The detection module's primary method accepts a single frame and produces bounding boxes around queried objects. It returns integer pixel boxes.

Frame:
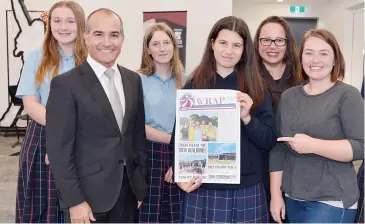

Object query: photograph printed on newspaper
[174,89,241,184]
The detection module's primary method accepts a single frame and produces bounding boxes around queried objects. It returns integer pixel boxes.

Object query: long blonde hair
[138,23,184,89]
[35,1,87,85]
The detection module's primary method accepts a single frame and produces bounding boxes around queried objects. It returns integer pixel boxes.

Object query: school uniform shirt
[139,72,187,134]
[16,48,75,105]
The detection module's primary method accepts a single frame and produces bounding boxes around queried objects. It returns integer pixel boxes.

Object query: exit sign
[290,5,305,14]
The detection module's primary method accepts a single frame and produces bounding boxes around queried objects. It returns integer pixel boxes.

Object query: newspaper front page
[174,89,241,184]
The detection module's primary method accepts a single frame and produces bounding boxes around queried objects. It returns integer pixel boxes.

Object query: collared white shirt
[87,55,125,116]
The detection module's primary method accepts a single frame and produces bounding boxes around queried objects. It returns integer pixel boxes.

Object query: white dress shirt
[87,55,125,116]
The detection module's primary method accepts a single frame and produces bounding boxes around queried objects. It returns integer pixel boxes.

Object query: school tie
[104,68,123,132]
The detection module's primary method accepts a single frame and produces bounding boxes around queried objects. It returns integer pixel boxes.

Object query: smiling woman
[253,16,302,223]
[254,16,302,112]
[14,1,87,223]
[270,29,364,223]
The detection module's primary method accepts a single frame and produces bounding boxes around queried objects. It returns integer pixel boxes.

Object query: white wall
[321,0,364,89]
[0,0,232,124]
[232,0,325,38]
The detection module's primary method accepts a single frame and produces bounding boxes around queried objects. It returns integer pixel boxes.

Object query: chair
[1,85,27,149]
[8,114,30,156]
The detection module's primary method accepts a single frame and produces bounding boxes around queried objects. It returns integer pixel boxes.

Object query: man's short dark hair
[85,8,124,36]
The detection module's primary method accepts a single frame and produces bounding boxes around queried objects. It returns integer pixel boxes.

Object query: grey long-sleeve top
[270,81,364,208]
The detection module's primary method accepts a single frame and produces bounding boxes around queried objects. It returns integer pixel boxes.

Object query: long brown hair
[35,1,87,85]
[138,23,184,89]
[254,16,302,86]
[299,29,345,82]
[191,16,264,109]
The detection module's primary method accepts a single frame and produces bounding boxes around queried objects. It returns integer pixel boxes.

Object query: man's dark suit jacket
[46,60,148,213]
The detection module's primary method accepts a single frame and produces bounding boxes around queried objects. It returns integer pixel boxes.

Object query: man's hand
[138,201,142,209]
[69,201,96,223]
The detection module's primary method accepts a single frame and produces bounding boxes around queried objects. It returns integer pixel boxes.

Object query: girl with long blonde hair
[137,23,185,223]
[15,1,87,222]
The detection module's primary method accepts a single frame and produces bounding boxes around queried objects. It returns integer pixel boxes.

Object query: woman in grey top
[270,28,364,223]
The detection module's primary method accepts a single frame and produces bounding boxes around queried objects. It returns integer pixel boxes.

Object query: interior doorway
[283,18,318,48]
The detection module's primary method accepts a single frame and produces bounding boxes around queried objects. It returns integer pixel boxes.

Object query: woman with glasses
[254,16,302,113]
[253,16,302,222]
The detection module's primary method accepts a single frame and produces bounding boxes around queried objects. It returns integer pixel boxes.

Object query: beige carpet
[0,136,22,222]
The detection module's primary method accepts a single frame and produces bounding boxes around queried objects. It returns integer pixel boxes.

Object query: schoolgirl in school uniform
[173,16,277,223]
[14,1,87,222]
[137,23,185,223]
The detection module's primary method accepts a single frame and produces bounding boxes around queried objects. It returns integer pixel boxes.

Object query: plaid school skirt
[181,182,268,223]
[138,140,183,223]
[356,161,364,223]
[15,121,64,223]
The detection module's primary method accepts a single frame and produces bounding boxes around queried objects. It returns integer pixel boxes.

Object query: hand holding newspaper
[174,89,241,184]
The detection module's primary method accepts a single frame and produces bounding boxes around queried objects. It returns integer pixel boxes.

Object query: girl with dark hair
[172,16,277,223]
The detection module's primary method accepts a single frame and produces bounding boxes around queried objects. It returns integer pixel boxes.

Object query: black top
[261,66,292,113]
[171,72,277,189]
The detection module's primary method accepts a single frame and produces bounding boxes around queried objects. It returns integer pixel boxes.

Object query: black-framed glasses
[259,38,287,46]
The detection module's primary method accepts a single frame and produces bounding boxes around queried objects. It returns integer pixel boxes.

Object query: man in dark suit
[46,8,147,223]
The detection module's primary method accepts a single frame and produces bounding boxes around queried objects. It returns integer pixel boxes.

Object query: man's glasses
[259,38,287,46]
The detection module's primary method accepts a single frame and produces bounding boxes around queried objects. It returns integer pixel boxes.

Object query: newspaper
[174,89,241,184]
